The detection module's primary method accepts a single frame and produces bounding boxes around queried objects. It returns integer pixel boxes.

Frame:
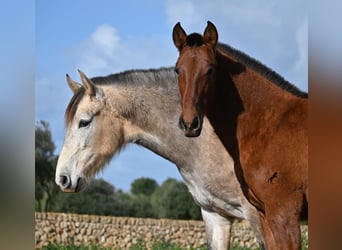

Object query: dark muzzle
[178,116,202,137]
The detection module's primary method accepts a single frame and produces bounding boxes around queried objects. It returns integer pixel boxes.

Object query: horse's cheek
[99,117,123,157]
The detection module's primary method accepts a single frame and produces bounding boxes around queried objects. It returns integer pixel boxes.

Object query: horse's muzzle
[57,174,86,193]
[178,116,202,137]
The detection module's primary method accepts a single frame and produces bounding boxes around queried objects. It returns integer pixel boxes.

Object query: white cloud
[165,0,201,29]
[293,18,308,90]
[73,24,132,76]
[165,0,280,34]
[90,24,121,51]
[72,24,176,77]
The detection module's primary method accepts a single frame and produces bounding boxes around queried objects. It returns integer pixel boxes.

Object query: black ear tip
[174,22,180,27]
[207,20,215,26]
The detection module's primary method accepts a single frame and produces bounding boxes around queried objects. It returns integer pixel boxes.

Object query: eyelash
[78,119,91,128]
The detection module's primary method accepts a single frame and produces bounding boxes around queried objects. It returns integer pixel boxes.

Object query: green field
[41,245,250,250]
[41,234,308,250]
[41,240,255,250]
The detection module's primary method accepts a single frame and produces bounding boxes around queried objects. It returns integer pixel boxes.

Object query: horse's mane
[186,33,308,98]
[91,67,177,89]
[65,87,85,126]
[216,43,308,98]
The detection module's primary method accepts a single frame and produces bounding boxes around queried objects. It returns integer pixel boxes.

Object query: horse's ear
[66,74,82,94]
[203,21,218,47]
[173,22,187,51]
[78,69,96,96]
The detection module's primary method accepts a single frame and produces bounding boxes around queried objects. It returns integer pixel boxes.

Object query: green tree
[114,190,135,217]
[35,120,60,212]
[129,194,157,218]
[129,177,158,218]
[54,178,127,216]
[131,177,158,196]
[151,178,201,220]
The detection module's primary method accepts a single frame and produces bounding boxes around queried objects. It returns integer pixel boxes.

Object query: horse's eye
[78,119,91,128]
[206,67,215,76]
[175,67,179,75]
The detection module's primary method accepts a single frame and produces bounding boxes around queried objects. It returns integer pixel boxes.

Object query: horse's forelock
[65,87,86,126]
[186,33,204,47]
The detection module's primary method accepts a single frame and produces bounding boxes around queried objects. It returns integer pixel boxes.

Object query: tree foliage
[35,120,60,212]
[54,179,132,216]
[52,177,201,220]
[151,178,201,220]
[131,177,158,196]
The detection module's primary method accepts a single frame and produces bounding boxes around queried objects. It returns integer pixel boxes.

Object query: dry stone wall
[35,212,308,249]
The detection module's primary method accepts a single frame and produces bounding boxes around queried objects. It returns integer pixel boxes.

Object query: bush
[42,242,111,250]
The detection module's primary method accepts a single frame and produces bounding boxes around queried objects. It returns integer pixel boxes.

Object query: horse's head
[55,70,124,192]
[173,21,218,137]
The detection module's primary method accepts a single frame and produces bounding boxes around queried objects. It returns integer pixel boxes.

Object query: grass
[301,233,308,250]
[41,235,308,250]
[41,242,110,250]
[129,240,208,250]
[41,241,255,250]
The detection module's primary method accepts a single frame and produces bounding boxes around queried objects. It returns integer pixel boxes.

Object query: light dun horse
[173,21,308,250]
[55,68,265,249]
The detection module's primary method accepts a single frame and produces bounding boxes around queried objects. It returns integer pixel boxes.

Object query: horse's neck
[215,51,295,114]
[104,84,200,167]
[206,51,305,161]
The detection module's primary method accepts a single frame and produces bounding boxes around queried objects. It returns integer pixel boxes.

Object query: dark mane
[91,67,177,87]
[184,32,307,98]
[65,87,85,126]
[186,33,204,47]
[216,43,307,98]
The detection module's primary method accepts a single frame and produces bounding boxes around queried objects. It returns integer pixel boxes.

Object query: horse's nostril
[75,177,82,192]
[178,116,186,130]
[59,175,71,189]
[191,116,200,130]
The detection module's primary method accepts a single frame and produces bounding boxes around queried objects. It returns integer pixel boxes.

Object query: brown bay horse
[55,68,265,249]
[172,21,308,250]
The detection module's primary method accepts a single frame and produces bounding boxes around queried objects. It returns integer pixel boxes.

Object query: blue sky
[36,0,308,192]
